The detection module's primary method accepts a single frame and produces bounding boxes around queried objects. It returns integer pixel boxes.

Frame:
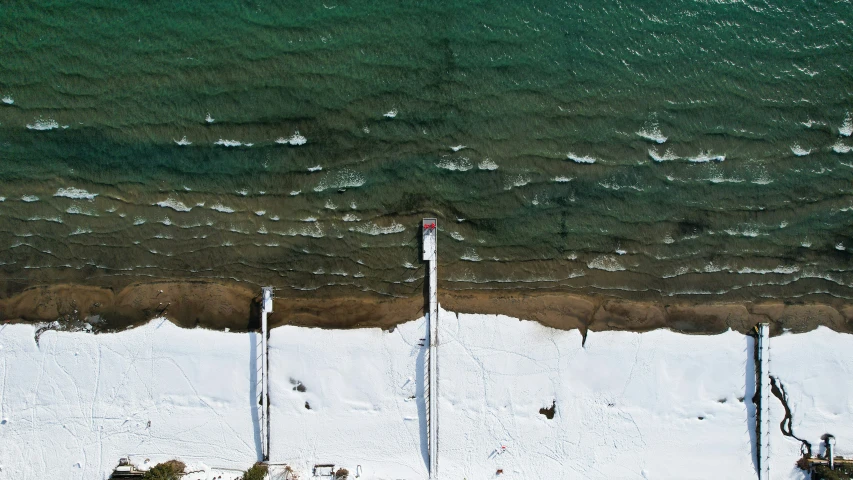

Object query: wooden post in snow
[261,287,273,461]
[423,218,438,479]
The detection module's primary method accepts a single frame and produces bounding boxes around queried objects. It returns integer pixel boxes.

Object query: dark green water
[1,0,852,300]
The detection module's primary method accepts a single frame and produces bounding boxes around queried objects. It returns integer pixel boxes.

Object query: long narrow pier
[261,287,273,461]
[756,323,770,480]
[423,218,439,479]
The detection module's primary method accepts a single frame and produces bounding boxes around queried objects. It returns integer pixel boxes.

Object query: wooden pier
[423,218,439,479]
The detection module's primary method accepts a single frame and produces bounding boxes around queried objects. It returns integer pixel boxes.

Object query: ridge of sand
[1,281,852,336]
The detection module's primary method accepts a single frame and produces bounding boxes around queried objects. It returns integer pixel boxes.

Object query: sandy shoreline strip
[2,281,852,337]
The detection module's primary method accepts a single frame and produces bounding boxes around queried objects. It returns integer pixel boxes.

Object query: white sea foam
[26,118,60,131]
[0,197,5,201]
[26,215,62,223]
[587,255,625,272]
[663,234,674,244]
[724,226,760,237]
[350,221,406,235]
[276,131,307,146]
[567,152,597,164]
[504,174,529,190]
[174,136,192,146]
[21,195,39,202]
[209,203,235,213]
[461,248,481,262]
[289,190,301,196]
[255,210,266,216]
[161,217,173,226]
[790,144,812,156]
[205,113,214,123]
[258,226,268,235]
[450,145,467,152]
[840,113,852,137]
[1,96,13,105]
[707,173,744,184]
[133,217,146,225]
[307,165,323,172]
[736,266,800,275]
[236,189,248,196]
[478,159,498,170]
[688,151,725,163]
[302,217,317,223]
[65,205,97,216]
[69,227,92,236]
[384,109,398,118]
[155,198,192,212]
[832,140,852,154]
[450,231,464,241]
[636,125,667,144]
[54,187,97,200]
[836,243,846,251]
[342,213,360,222]
[313,168,366,192]
[215,139,249,147]
[324,199,337,210]
[436,157,473,171]
[552,176,573,183]
[649,148,679,162]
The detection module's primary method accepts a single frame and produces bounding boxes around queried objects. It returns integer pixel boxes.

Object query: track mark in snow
[769,376,812,456]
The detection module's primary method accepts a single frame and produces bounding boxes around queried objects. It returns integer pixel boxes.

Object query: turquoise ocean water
[0,1,851,300]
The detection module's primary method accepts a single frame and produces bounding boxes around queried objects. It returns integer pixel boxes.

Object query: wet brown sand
[2,281,853,337]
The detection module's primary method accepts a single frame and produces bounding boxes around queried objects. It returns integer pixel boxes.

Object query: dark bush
[335,468,349,479]
[142,460,186,480]
[242,462,268,480]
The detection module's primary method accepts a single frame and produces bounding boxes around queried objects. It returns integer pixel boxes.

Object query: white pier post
[422,218,438,479]
[757,323,770,480]
[261,287,273,461]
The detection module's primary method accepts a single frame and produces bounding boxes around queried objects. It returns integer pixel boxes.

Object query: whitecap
[155,198,192,212]
[724,226,760,237]
[350,201,357,209]
[478,159,498,170]
[567,152,597,164]
[54,187,97,200]
[688,151,725,163]
[302,217,317,222]
[174,136,192,146]
[26,215,62,223]
[214,139,246,147]
[342,213,360,222]
[836,243,846,251]
[313,168,366,192]
[21,195,39,202]
[161,217,172,226]
[384,109,398,118]
[450,145,467,152]
[254,210,266,216]
[587,255,625,272]
[832,140,852,154]
[450,231,464,241]
[236,189,249,196]
[205,113,215,123]
[662,234,674,244]
[350,221,406,235]
[436,157,473,171]
[69,227,92,236]
[552,176,573,183]
[737,266,800,275]
[636,125,667,144]
[324,199,337,210]
[649,148,679,162]
[461,248,481,262]
[308,165,323,172]
[66,205,98,216]
[790,144,812,156]
[209,203,235,213]
[276,131,307,146]
[258,226,268,235]
[0,197,5,201]
[289,190,301,196]
[26,118,60,131]
[503,174,529,190]
[133,217,146,225]
[1,96,13,105]
[840,112,852,137]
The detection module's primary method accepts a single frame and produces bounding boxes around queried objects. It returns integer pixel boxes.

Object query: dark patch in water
[770,376,812,456]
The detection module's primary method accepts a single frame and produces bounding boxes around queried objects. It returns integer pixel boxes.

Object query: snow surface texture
[0,320,259,480]
[1,312,851,479]
[768,327,853,480]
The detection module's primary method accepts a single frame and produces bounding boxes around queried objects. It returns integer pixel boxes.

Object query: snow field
[1,314,853,479]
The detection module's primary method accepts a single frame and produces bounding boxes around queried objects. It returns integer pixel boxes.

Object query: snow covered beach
[1,311,851,479]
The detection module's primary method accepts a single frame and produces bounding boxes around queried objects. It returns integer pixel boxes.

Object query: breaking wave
[54,187,97,200]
